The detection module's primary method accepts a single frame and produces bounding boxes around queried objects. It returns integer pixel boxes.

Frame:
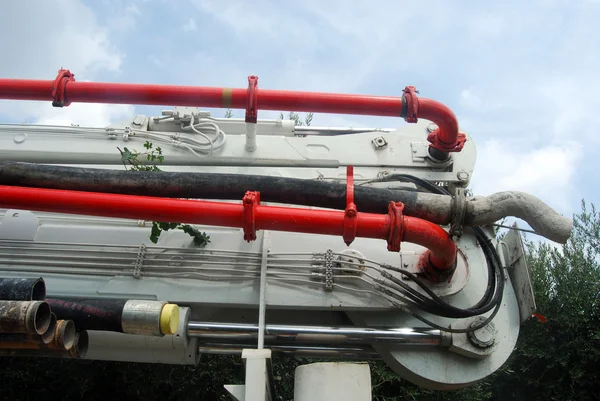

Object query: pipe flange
[450,188,467,238]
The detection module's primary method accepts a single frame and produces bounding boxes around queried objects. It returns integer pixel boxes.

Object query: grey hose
[0,162,572,243]
[464,192,572,243]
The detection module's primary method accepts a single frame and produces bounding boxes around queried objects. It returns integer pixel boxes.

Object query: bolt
[346,210,356,218]
[457,171,469,181]
[427,123,438,133]
[468,320,496,348]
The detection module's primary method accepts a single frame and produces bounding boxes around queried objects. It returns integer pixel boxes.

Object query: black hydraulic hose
[0,162,571,243]
[45,298,125,332]
[0,277,46,301]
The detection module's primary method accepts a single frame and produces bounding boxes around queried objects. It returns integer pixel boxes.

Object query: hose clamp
[450,188,467,238]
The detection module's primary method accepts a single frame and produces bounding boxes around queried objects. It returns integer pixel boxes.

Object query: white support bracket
[225,349,273,401]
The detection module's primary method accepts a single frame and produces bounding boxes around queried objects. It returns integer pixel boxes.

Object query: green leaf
[120,148,134,163]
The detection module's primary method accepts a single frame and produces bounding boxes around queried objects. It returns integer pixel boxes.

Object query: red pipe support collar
[51,69,75,107]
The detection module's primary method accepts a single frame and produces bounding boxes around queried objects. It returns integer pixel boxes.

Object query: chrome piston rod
[187,322,447,346]
[198,343,381,360]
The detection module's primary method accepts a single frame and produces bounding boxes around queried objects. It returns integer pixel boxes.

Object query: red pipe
[0,70,464,152]
[0,185,456,270]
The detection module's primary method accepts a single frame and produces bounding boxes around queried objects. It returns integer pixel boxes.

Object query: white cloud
[34,103,136,127]
[471,139,582,211]
[0,0,127,126]
[183,18,197,32]
[0,0,122,79]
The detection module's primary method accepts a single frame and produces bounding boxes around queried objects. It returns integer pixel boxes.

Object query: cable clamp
[324,249,334,291]
[133,243,146,279]
[123,127,131,141]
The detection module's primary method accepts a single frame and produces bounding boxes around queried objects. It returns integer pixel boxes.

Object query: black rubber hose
[0,278,46,301]
[45,298,126,332]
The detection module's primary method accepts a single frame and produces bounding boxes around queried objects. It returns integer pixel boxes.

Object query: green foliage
[118,141,164,171]
[491,200,600,401]
[119,141,210,246]
[279,111,313,126]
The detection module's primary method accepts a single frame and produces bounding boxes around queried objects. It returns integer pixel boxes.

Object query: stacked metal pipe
[0,277,180,361]
[0,277,86,358]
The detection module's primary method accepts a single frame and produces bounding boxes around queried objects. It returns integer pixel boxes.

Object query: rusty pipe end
[53,319,76,351]
[40,313,57,345]
[25,301,51,335]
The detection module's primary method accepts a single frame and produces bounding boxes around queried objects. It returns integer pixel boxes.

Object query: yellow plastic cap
[160,304,180,335]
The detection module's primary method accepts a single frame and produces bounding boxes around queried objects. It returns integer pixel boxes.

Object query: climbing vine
[117,141,210,246]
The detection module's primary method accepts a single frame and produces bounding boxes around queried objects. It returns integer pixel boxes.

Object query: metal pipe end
[71,330,89,359]
[26,301,51,335]
[40,313,57,345]
[30,278,46,301]
[121,300,169,336]
[54,319,76,351]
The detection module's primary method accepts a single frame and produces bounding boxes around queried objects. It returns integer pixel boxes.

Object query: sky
[0,0,598,225]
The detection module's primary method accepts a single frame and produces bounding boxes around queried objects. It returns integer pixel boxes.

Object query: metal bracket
[243,191,260,242]
[371,136,388,150]
[410,142,454,167]
[450,188,467,238]
[343,166,357,246]
[448,317,497,360]
[324,249,334,291]
[52,69,75,107]
[386,201,405,252]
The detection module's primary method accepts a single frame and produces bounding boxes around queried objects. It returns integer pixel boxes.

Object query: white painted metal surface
[294,362,372,401]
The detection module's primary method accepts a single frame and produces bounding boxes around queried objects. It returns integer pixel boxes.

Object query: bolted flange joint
[419,250,457,283]
[427,130,467,153]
